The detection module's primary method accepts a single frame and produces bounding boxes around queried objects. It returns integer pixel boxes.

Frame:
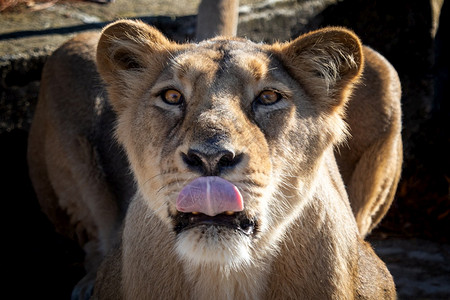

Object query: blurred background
[1,0,448,298]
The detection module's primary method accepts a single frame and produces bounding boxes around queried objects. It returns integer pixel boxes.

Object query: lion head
[96,20,363,268]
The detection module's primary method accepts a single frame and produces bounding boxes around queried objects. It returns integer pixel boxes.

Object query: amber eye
[161,89,184,105]
[256,90,282,105]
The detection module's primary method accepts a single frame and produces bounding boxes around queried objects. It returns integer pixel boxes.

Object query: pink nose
[176,176,244,216]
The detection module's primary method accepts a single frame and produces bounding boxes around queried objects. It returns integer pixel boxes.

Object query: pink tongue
[176,176,243,216]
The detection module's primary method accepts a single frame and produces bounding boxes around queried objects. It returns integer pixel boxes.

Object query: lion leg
[28,92,71,235]
[52,139,119,298]
[336,46,402,237]
[28,35,120,299]
[345,133,402,236]
[44,129,119,299]
[30,117,118,298]
[364,138,402,233]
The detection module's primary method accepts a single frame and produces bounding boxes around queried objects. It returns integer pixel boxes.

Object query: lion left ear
[274,27,364,109]
[96,20,182,112]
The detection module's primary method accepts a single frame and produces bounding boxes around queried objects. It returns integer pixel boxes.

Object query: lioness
[28,18,401,300]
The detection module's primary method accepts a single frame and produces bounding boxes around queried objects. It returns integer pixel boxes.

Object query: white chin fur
[175,226,252,268]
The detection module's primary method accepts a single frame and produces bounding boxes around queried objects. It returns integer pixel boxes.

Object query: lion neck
[181,261,268,300]
[123,194,272,300]
[123,150,357,299]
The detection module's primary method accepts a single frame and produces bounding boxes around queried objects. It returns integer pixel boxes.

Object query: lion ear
[276,27,364,109]
[96,20,178,112]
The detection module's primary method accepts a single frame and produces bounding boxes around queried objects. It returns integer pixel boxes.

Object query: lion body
[28,17,400,299]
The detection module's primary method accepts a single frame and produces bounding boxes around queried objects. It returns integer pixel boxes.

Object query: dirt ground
[370,238,450,298]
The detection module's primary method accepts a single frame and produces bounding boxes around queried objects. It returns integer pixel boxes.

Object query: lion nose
[182,148,242,176]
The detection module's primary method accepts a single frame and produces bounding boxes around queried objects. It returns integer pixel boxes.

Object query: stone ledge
[1,0,330,133]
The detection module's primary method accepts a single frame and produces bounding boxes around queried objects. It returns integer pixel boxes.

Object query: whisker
[140,171,198,216]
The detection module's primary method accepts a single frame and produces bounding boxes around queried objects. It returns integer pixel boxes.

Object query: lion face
[97,21,363,267]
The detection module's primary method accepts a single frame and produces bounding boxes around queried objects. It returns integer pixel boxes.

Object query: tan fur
[28,18,400,298]
[195,0,402,239]
[338,46,402,235]
[27,32,123,298]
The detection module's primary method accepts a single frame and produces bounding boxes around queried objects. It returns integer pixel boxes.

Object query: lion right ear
[273,27,364,111]
[97,20,179,112]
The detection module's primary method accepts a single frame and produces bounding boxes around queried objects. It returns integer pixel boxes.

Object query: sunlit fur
[28,17,400,299]
[97,20,395,298]
[175,227,253,267]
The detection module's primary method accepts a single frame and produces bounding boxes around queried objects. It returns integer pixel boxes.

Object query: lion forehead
[171,39,273,85]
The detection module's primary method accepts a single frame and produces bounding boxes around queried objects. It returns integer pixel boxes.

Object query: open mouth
[173,211,257,236]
